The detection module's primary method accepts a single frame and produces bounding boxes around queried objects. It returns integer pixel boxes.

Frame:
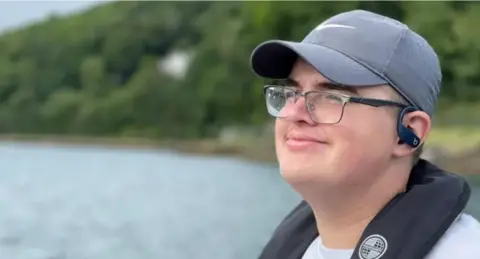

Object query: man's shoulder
[426,212,480,259]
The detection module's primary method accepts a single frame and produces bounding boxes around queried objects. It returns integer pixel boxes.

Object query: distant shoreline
[0,133,278,164]
[0,133,479,176]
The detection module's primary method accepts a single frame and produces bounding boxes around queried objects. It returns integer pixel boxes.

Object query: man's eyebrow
[273,78,298,86]
[279,78,358,94]
[320,82,358,95]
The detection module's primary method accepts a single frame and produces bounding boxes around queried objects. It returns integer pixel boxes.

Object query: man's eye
[311,94,343,105]
[324,94,343,104]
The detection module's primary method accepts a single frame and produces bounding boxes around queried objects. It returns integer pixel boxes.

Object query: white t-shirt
[302,213,480,259]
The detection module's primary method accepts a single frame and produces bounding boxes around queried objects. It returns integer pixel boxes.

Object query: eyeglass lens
[264,86,346,124]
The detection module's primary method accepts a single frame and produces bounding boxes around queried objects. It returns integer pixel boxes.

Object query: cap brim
[250,40,387,87]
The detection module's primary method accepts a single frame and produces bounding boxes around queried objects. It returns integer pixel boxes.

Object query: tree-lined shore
[0,1,479,173]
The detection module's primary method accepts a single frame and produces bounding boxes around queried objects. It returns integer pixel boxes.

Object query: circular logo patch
[358,234,388,259]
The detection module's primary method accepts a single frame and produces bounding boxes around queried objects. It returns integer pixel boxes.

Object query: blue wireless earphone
[397,106,421,148]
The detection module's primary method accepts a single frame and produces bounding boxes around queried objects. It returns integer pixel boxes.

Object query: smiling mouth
[285,137,327,151]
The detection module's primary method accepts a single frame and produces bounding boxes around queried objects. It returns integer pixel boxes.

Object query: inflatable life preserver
[257,159,471,259]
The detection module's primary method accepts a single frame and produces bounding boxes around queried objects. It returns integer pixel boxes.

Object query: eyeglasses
[263,85,408,124]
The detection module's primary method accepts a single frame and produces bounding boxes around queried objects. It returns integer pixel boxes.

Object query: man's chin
[279,167,347,196]
[280,169,314,184]
[279,162,326,183]
[278,154,342,183]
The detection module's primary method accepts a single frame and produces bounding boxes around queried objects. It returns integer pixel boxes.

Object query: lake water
[0,141,478,259]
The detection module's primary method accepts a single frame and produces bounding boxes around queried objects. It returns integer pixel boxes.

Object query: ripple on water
[0,142,477,259]
[0,142,301,259]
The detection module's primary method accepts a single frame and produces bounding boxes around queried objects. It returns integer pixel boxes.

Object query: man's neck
[296,166,409,250]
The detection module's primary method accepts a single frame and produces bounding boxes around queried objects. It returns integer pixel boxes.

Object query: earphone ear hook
[397,106,421,148]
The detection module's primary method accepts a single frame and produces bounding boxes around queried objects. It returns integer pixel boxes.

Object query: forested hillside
[0,1,478,140]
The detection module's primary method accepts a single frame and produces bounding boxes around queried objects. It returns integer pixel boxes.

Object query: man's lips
[285,133,327,151]
[286,132,325,142]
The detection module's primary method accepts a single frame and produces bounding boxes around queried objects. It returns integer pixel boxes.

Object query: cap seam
[307,42,387,83]
[311,41,420,110]
[381,27,406,74]
[380,28,418,108]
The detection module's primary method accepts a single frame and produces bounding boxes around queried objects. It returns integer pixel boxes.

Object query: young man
[250,9,480,259]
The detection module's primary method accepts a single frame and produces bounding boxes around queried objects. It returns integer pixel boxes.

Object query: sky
[0,1,108,34]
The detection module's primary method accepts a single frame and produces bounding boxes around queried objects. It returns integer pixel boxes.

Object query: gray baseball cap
[250,9,442,116]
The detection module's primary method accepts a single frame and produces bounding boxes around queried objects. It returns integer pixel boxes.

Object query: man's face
[275,59,401,188]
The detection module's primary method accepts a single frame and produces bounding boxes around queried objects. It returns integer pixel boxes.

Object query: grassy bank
[0,125,478,157]
[0,133,277,163]
[0,124,478,173]
[427,126,480,153]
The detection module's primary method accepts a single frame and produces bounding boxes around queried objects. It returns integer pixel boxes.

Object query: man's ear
[393,110,431,158]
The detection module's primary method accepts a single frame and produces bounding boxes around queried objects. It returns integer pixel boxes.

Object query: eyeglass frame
[263,84,410,124]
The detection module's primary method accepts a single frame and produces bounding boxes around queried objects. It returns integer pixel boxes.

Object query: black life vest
[257,159,471,259]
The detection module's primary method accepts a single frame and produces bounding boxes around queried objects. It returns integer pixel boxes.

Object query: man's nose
[280,96,315,124]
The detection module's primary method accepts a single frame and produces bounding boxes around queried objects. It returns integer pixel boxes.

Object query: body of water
[0,141,478,259]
